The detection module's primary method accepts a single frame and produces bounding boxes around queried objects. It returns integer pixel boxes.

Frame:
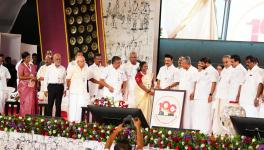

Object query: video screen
[160,0,264,42]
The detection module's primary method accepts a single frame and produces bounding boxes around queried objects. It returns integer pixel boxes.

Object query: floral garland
[93,97,128,108]
[0,115,263,149]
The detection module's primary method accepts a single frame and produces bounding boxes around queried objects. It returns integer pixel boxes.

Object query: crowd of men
[1,50,264,135]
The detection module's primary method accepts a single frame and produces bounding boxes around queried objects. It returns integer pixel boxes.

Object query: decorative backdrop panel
[64,0,100,65]
[102,0,156,68]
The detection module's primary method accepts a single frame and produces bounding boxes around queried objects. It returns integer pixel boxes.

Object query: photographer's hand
[104,123,124,149]
[132,118,144,150]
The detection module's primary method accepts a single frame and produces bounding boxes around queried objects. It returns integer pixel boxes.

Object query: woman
[18,52,37,116]
[134,61,154,124]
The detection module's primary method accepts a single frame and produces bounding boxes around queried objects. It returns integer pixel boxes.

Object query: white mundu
[88,63,104,98]
[0,65,11,112]
[66,65,91,123]
[101,65,127,101]
[37,65,48,100]
[228,64,247,101]
[213,66,233,134]
[178,66,198,129]
[157,65,179,89]
[192,65,218,134]
[122,61,139,107]
[240,65,263,118]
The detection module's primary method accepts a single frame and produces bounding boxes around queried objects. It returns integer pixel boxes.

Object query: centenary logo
[154,96,179,125]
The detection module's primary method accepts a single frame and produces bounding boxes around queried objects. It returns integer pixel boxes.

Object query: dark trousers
[45,84,64,117]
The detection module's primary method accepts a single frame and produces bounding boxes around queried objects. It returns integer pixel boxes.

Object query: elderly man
[67,50,85,73]
[156,54,179,90]
[192,57,218,134]
[67,56,100,122]
[0,54,11,113]
[122,51,139,107]
[88,54,104,99]
[100,56,127,102]
[44,53,66,117]
[37,55,52,101]
[212,55,233,134]
[178,56,197,129]
[239,56,263,118]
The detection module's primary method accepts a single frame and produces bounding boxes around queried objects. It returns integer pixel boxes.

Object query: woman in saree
[18,52,37,116]
[134,61,154,124]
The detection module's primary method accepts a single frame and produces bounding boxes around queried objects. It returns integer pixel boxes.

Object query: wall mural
[102,0,156,68]
[64,0,100,65]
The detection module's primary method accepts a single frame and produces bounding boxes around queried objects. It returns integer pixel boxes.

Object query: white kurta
[157,65,179,89]
[37,65,48,100]
[88,63,104,99]
[259,67,264,118]
[228,64,247,101]
[193,65,218,134]
[0,65,11,112]
[101,65,127,101]
[178,66,197,129]
[240,65,263,118]
[121,61,139,108]
[66,65,91,123]
[213,66,233,134]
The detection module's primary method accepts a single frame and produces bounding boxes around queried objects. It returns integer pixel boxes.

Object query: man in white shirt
[66,56,100,122]
[100,56,127,102]
[192,57,218,134]
[122,51,139,108]
[37,55,52,101]
[239,56,263,118]
[212,55,233,134]
[156,54,179,89]
[44,53,66,117]
[88,54,104,99]
[178,56,197,129]
[0,54,11,113]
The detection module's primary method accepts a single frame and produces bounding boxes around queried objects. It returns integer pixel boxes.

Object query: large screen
[160,0,264,42]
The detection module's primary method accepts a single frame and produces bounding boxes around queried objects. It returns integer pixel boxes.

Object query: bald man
[66,56,100,122]
[44,53,66,117]
[121,51,139,107]
[37,55,52,101]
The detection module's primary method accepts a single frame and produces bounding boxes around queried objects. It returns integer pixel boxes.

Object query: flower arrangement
[93,97,128,108]
[0,115,263,149]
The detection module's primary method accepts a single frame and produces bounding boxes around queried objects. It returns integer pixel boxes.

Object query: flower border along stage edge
[0,115,263,149]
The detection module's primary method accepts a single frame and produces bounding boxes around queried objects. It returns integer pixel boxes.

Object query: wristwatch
[209,93,213,96]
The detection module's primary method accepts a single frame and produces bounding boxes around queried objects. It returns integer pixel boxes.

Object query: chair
[4,87,20,115]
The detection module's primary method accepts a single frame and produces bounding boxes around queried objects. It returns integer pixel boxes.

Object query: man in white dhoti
[122,51,139,108]
[192,57,218,134]
[37,55,52,101]
[156,54,179,89]
[100,56,127,102]
[212,55,233,134]
[88,54,104,99]
[178,56,197,129]
[239,56,263,118]
[229,55,247,103]
[66,56,100,122]
[0,54,11,113]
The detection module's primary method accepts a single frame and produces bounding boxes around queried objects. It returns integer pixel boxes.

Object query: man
[37,55,52,101]
[178,56,197,129]
[44,53,66,117]
[100,56,127,102]
[156,54,179,89]
[122,51,139,107]
[39,50,53,66]
[177,56,184,69]
[32,53,39,66]
[67,50,85,73]
[239,56,263,118]
[88,54,104,99]
[66,56,100,122]
[3,57,17,88]
[229,55,247,103]
[192,57,218,134]
[0,54,11,113]
[212,55,233,134]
